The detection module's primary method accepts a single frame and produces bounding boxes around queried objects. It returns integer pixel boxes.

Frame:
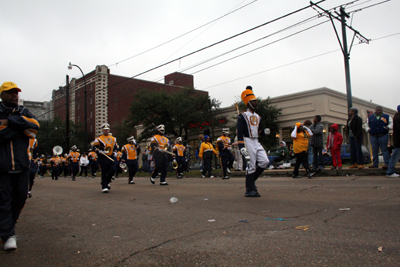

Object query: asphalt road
[2,174,399,267]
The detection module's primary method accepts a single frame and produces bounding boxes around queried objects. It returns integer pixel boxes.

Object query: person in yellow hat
[237,86,270,197]
[0,81,40,251]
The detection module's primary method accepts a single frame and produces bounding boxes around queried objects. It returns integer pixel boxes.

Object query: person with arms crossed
[0,81,40,251]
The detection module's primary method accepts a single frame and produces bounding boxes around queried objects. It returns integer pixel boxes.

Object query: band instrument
[53,146,63,156]
[120,162,128,172]
[90,142,114,162]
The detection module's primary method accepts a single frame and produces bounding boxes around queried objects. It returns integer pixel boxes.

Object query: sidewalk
[217,166,399,178]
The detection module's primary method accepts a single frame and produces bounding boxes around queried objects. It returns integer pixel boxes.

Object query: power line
[106,0,258,68]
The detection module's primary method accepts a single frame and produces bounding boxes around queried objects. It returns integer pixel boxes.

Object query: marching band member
[217,129,235,179]
[92,123,118,193]
[237,86,270,197]
[62,153,70,178]
[38,154,47,177]
[88,149,98,178]
[68,145,80,181]
[121,136,141,184]
[172,137,186,179]
[150,124,171,185]
[199,135,218,178]
[50,153,61,180]
[28,138,39,198]
[115,150,123,178]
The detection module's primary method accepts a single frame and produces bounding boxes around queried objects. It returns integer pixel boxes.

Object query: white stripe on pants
[245,137,269,174]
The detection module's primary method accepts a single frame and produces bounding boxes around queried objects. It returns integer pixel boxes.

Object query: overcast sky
[1,0,399,112]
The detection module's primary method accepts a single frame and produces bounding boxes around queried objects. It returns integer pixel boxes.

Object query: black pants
[90,162,98,177]
[39,165,47,176]
[63,165,70,177]
[151,151,169,183]
[201,157,213,177]
[293,151,312,176]
[0,170,29,241]
[29,171,35,191]
[79,166,88,177]
[220,152,234,177]
[70,163,79,178]
[127,160,138,182]
[98,157,116,189]
[312,147,324,168]
[51,167,60,180]
[176,156,185,175]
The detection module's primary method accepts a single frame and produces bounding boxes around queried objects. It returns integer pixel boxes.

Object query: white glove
[264,128,270,135]
[113,152,117,157]
[240,147,250,161]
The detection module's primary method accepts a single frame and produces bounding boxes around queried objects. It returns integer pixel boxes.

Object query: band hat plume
[0,81,22,94]
[241,88,257,106]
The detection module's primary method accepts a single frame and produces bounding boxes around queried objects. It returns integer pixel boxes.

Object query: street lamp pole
[68,62,88,152]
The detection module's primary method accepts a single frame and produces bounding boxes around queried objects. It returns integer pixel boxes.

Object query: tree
[125,88,220,142]
[230,97,281,150]
[36,118,85,156]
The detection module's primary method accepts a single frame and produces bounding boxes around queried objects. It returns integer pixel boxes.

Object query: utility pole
[66,75,70,150]
[311,2,370,112]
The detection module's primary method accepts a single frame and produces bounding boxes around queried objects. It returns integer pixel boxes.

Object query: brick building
[51,65,203,140]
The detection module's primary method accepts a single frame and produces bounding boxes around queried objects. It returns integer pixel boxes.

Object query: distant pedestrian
[347,107,364,169]
[326,124,343,170]
[364,106,393,169]
[304,119,313,167]
[291,122,315,178]
[386,105,400,177]
[79,152,89,177]
[199,135,218,178]
[309,115,324,170]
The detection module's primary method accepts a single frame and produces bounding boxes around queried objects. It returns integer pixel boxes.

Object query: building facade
[19,99,51,121]
[51,65,202,140]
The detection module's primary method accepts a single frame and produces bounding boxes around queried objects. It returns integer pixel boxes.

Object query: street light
[68,62,88,151]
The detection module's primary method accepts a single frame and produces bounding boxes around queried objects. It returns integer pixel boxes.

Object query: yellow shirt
[292,131,310,154]
[199,142,218,158]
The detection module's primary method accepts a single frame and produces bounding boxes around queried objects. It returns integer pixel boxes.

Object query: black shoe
[72,178,76,181]
[129,181,135,184]
[222,176,230,179]
[292,175,302,179]
[160,181,168,185]
[308,172,315,179]
[245,190,261,197]
[150,177,155,184]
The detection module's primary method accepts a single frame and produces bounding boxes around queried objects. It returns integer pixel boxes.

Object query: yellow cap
[241,88,256,106]
[0,82,21,94]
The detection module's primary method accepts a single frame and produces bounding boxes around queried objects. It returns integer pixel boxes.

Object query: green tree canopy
[230,97,281,150]
[125,88,220,142]
[36,117,85,156]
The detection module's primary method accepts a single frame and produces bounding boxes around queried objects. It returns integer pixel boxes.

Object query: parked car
[325,144,371,166]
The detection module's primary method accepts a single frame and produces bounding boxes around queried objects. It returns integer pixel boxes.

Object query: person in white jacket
[79,152,89,178]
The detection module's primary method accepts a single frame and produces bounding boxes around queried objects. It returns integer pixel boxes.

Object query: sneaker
[210,176,215,179]
[4,236,17,251]
[292,175,302,179]
[308,172,315,179]
[349,164,358,169]
[107,184,111,190]
[222,176,230,179]
[245,190,261,197]
[177,175,183,179]
[129,181,135,184]
[160,181,168,185]
[382,165,388,170]
[72,178,76,181]
[150,177,155,184]
[102,188,109,193]
[386,173,399,178]
[227,168,231,174]
[28,191,32,198]
[331,167,337,170]
[201,174,205,178]
[368,165,378,168]
[358,165,365,169]
[268,165,274,170]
